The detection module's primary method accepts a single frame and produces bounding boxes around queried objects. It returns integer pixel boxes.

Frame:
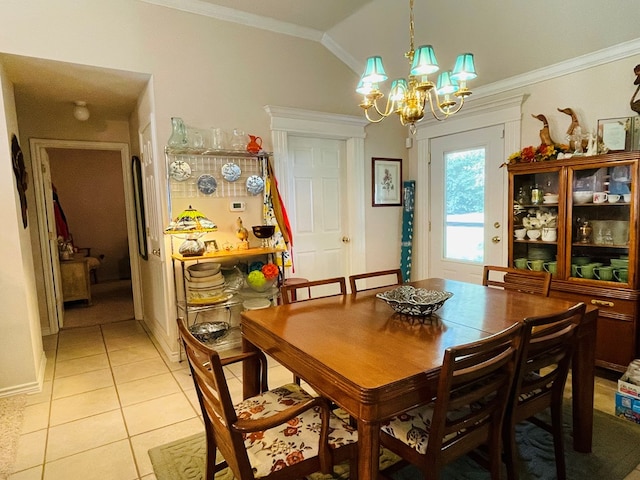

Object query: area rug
[149,406,640,480]
[0,395,27,480]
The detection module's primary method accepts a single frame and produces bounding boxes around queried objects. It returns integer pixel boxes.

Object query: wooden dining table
[240,278,598,480]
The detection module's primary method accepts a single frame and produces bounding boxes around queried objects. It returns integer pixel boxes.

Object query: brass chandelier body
[357,0,477,131]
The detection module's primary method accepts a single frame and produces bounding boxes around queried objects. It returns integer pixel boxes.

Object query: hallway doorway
[30,139,141,334]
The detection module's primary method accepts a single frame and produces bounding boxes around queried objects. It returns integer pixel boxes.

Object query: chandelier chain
[406,0,415,61]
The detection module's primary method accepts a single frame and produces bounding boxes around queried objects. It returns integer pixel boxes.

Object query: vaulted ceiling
[2,0,639,118]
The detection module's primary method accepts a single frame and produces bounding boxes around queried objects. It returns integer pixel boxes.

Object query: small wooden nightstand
[59,258,92,305]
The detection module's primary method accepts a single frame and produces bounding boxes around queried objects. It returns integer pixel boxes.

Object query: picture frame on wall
[372,157,402,207]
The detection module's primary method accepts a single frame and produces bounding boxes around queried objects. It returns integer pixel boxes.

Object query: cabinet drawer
[550,290,636,320]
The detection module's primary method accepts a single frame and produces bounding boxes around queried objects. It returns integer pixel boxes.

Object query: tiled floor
[8,319,294,480]
[7,319,640,479]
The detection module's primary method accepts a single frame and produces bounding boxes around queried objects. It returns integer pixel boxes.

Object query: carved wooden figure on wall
[631,64,640,115]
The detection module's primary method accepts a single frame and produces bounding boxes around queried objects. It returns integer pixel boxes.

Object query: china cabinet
[508,152,639,371]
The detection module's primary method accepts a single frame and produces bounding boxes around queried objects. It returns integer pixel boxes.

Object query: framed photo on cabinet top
[372,157,402,207]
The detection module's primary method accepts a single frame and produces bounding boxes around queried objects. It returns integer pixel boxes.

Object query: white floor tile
[122,392,197,436]
[46,410,127,461]
[42,440,138,480]
[51,368,113,399]
[112,357,172,385]
[21,402,50,434]
[49,386,120,426]
[12,429,47,473]
[117,373,181,406]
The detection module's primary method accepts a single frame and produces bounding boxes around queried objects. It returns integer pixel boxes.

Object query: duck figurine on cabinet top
[236,217,249,249]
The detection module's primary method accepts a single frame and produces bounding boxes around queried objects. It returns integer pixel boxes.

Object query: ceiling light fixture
[73,101,90,121]
[356,0,477,133]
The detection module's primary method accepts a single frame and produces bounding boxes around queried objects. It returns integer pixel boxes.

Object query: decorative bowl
[573,191,593,204]
[252,225,275,239]
[187,262,221,277]
[526,229,541,240]
[188,321,229,343]
[376,286,453,317]
[246,270,278,292]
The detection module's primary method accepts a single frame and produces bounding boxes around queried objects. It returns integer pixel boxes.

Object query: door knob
[341,236,351,243]
[491,236,501,244]
[494,222,501,229]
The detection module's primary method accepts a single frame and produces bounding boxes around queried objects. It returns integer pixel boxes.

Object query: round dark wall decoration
[11,134,28,228]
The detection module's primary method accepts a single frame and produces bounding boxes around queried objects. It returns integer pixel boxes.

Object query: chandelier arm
[371,97,397,119]
[424,91,466,121]
[364,109,387,124]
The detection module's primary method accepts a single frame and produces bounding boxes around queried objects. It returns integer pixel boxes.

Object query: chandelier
[356,0,477,132]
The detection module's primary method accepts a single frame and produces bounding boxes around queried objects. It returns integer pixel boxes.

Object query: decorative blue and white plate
[246,175,264,195]
[169,160,191,181]
[197,174,217,195]
[221,162,241,182]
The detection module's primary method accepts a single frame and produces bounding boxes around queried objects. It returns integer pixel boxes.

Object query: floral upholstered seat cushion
[381,404,470,455]
[235,383,357,478]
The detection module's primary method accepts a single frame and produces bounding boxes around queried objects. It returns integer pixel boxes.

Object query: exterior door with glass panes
[429,125,505,283]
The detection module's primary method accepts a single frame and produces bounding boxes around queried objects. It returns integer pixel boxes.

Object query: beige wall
[0,64,44,394]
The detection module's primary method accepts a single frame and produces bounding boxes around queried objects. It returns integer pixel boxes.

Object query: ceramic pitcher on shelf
[246,135,262,154]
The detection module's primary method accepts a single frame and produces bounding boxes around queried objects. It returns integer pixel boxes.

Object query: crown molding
[474,37,640,100]
[140,0,323,41]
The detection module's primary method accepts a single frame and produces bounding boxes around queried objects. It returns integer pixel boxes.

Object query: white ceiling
[2,0,639,119]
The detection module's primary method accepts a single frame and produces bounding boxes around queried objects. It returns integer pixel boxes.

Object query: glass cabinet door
[512,169,561,277]
[568,162,633,285]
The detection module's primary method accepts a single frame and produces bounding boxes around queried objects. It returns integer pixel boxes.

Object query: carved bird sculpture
[532,114,554,146]
[558,107,588,151]
[236,217,249,243]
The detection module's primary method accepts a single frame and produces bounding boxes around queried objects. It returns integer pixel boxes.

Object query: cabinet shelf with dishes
[508,151,640,371]
[171,246,285,356]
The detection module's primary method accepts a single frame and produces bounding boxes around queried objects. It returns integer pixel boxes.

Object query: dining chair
[349,268,403,293]
[380,322,523,480]
[280,276,348,386]
[280,276,347,304]
[483,265,551,297]
[177,318,358,480]
[502,302,586,480]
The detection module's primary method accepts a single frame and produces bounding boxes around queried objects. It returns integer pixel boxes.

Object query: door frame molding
[30,138,140,334]
[264,105,368,276]
[413,94,526,279]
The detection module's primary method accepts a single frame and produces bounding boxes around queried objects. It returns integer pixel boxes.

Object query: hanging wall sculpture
[400,180,415,282]
[11,135,28,228]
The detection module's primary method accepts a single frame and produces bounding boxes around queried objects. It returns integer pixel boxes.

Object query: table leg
[571,308,597,453]
[357,419,379,480]
[242,337,261,399]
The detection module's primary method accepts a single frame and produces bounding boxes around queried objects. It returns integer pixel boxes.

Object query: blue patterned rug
[149,406,640,479]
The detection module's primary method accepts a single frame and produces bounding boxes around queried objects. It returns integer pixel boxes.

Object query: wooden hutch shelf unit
[508,151,639,371]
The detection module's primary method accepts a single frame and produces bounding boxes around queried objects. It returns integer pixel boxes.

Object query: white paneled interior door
[287,136,348,290]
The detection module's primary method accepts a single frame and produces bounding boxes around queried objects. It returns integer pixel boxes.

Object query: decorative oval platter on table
[376,285,453,321]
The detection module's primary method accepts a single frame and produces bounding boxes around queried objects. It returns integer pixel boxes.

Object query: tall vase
[167,117,188,148]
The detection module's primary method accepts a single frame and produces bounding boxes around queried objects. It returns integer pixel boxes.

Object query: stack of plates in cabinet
[186,263,231,305]
[527,246,553,261]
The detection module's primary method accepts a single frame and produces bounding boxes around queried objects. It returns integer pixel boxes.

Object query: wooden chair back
[483,265,551,296]
[280,276,347,304]
[503,302,585,480]
[349,268,403,293]
[381,322,523,480]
